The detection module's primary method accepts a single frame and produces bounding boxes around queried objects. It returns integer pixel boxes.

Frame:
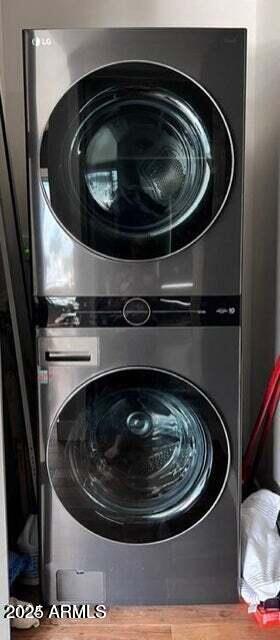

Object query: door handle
[45,351,91,362]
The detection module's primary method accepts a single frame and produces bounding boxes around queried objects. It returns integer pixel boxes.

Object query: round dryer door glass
[47,368,230,543]
[40,62,234,260]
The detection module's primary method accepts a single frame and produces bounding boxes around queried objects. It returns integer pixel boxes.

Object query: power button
[123,298,151,326]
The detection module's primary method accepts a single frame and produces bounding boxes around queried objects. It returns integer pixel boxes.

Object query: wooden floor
[11,604,280,639]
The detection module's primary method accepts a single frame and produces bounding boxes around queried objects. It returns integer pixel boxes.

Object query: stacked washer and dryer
[24,28,246,605]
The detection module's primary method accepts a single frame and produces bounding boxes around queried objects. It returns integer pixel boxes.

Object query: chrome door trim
[45,364,231,545]
[38,57,235,263]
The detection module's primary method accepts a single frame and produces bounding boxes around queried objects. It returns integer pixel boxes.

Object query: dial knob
[123,298,151,326]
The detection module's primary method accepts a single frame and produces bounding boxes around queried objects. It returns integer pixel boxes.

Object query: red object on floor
[254,606,280,627]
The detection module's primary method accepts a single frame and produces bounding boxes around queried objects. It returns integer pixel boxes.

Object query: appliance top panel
[24,27,247,41]
[23,28,246,132]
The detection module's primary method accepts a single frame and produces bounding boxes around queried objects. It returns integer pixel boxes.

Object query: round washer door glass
[40,62,234,260]
[47,368,230,543]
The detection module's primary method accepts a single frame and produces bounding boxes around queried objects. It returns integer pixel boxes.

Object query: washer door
[40,62,234,260]
[47,368,230,543]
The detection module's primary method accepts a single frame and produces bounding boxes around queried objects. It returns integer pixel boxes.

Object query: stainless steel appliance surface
[24,28,246,298]
[37,315,241,605]
[30,26,244,607]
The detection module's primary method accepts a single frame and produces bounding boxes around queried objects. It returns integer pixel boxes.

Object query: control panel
[36,296,241,328]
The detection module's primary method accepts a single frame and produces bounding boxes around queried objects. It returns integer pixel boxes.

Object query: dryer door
[40,62,234,260]
[47,368,230,543]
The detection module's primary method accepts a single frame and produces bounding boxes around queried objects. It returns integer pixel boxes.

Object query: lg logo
[32,36,52,47]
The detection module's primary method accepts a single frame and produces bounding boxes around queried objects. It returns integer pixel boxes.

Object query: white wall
[254,0,280,487]
[0,10,10,638]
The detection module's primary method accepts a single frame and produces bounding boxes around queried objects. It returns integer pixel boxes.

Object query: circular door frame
[46,365,231,546]
[39,59,235,263]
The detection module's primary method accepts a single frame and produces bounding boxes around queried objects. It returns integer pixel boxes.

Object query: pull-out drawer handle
[46,351,91,362]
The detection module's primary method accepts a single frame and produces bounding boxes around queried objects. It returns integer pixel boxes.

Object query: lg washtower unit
[24,28,246,605]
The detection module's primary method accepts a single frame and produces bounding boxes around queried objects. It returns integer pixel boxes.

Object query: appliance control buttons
[123,298,151,326]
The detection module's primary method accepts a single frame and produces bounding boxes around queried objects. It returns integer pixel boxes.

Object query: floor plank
[11,605,280,640]
[35,604,249,626]
[172,622,280,640]
[12,625,172,640]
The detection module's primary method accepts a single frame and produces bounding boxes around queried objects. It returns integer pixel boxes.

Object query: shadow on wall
[252,33,280,489]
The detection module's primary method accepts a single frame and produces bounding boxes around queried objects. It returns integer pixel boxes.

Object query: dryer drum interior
[40,62,234,260]
[47,368,230,543]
